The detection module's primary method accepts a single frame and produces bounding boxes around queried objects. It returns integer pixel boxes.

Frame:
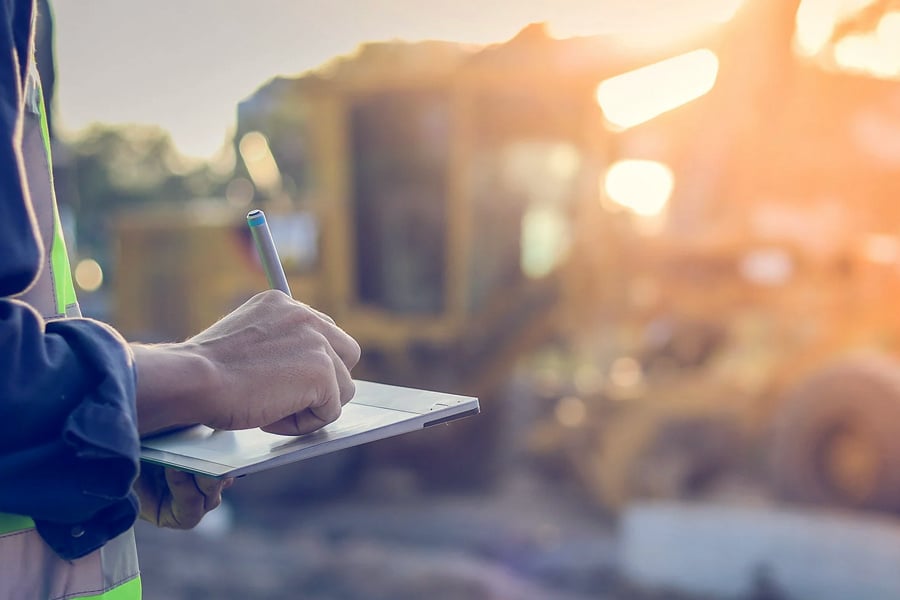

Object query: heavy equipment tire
[770,353,900,512]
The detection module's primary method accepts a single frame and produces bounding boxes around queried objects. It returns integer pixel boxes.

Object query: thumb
[261,403,342,436]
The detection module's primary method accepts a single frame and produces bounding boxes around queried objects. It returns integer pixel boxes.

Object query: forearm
[131,342,219,436]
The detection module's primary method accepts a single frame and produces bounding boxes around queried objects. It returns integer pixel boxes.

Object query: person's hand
[133,290,361,436]
[188,290,360,434]
[133,463,233,529]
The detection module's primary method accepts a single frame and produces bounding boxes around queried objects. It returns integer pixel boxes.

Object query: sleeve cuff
[64,401,141,500]
[35,494,139,560]
[48,318,141,499]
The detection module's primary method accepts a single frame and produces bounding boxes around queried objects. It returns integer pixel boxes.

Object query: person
[0,0,361,597]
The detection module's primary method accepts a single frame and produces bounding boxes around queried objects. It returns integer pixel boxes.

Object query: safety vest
[0,59,141,599]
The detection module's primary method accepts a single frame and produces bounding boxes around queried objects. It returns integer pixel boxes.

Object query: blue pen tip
[247,209,266,227]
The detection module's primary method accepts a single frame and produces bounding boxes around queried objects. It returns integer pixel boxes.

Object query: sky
[51,0,743,160]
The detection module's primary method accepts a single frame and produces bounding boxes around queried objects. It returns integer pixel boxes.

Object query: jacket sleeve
[0,0,140,560]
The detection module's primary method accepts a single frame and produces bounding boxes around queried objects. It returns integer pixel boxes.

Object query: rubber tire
[770,353,900,513]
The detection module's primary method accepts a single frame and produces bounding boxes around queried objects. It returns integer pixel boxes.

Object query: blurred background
[45,0,900,598]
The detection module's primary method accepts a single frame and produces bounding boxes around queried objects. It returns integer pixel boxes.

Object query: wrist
[132,342,220,436]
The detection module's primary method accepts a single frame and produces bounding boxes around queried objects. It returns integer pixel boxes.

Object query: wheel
[770,353,900,512]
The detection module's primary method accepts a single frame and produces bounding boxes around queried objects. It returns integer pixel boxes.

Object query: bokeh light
[596,49,719,130]
[555,395,587,428]
[239,131,282,193]
[74,258,103,292]
[794,0,880,56]
[604,160,674,217]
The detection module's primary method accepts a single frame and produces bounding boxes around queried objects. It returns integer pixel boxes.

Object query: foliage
[57,124,231,264]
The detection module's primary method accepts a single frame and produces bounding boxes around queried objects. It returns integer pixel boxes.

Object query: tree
[56,124,229,267]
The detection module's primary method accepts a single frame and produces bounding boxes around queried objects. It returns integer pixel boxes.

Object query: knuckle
[257,289,279,303]
[258,288,293,310]
[307,347,336,377]
[341,380,356,405]
[329,401,343,423]
[348,339,362,367]
[291,304,320,327]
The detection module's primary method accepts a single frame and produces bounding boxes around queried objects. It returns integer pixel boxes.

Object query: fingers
[261,406,337,436]
[163,469,205,529]
[194,474,232,512]
[197,290,360,434]
[164,469,230,529]
[326,327,361,371]
[300,305,360,370]
[262,338,355,436]
[261,352,344,436]
[134,463,168,526]
[324,338,356,407]
[263,409,335,436]
[135,465,234,531]
[305,308,362,369]
[303,303,336,325]
[260,290,361,369]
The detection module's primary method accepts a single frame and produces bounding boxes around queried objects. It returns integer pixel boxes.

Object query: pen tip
[247,209,267,227]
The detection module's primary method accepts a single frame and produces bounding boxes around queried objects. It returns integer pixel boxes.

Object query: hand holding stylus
[132,210,359,437]
[132,209,359,529]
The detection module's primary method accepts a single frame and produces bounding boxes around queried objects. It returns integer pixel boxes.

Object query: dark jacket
[0,0,140,560]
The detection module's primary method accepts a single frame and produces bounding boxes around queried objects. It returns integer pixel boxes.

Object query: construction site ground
[135,464,692,600]
[137,458,900,600]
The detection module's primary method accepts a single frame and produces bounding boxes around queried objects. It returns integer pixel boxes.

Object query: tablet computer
[139,380,480,478]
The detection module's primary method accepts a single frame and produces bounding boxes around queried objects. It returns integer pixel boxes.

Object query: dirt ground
[134,462,683,600]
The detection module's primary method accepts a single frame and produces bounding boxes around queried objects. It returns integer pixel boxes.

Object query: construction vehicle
[528,0,900,513]
[114,24,623,486]
[114,0,900,511]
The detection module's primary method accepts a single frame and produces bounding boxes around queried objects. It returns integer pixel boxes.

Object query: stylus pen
[247,209,292,297]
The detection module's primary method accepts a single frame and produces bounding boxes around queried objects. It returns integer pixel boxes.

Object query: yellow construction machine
[114,24,625,486]
[528,0,900,514]
[114,0,900,511]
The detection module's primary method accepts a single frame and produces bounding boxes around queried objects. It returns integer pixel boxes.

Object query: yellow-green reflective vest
[0,59,141,599]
